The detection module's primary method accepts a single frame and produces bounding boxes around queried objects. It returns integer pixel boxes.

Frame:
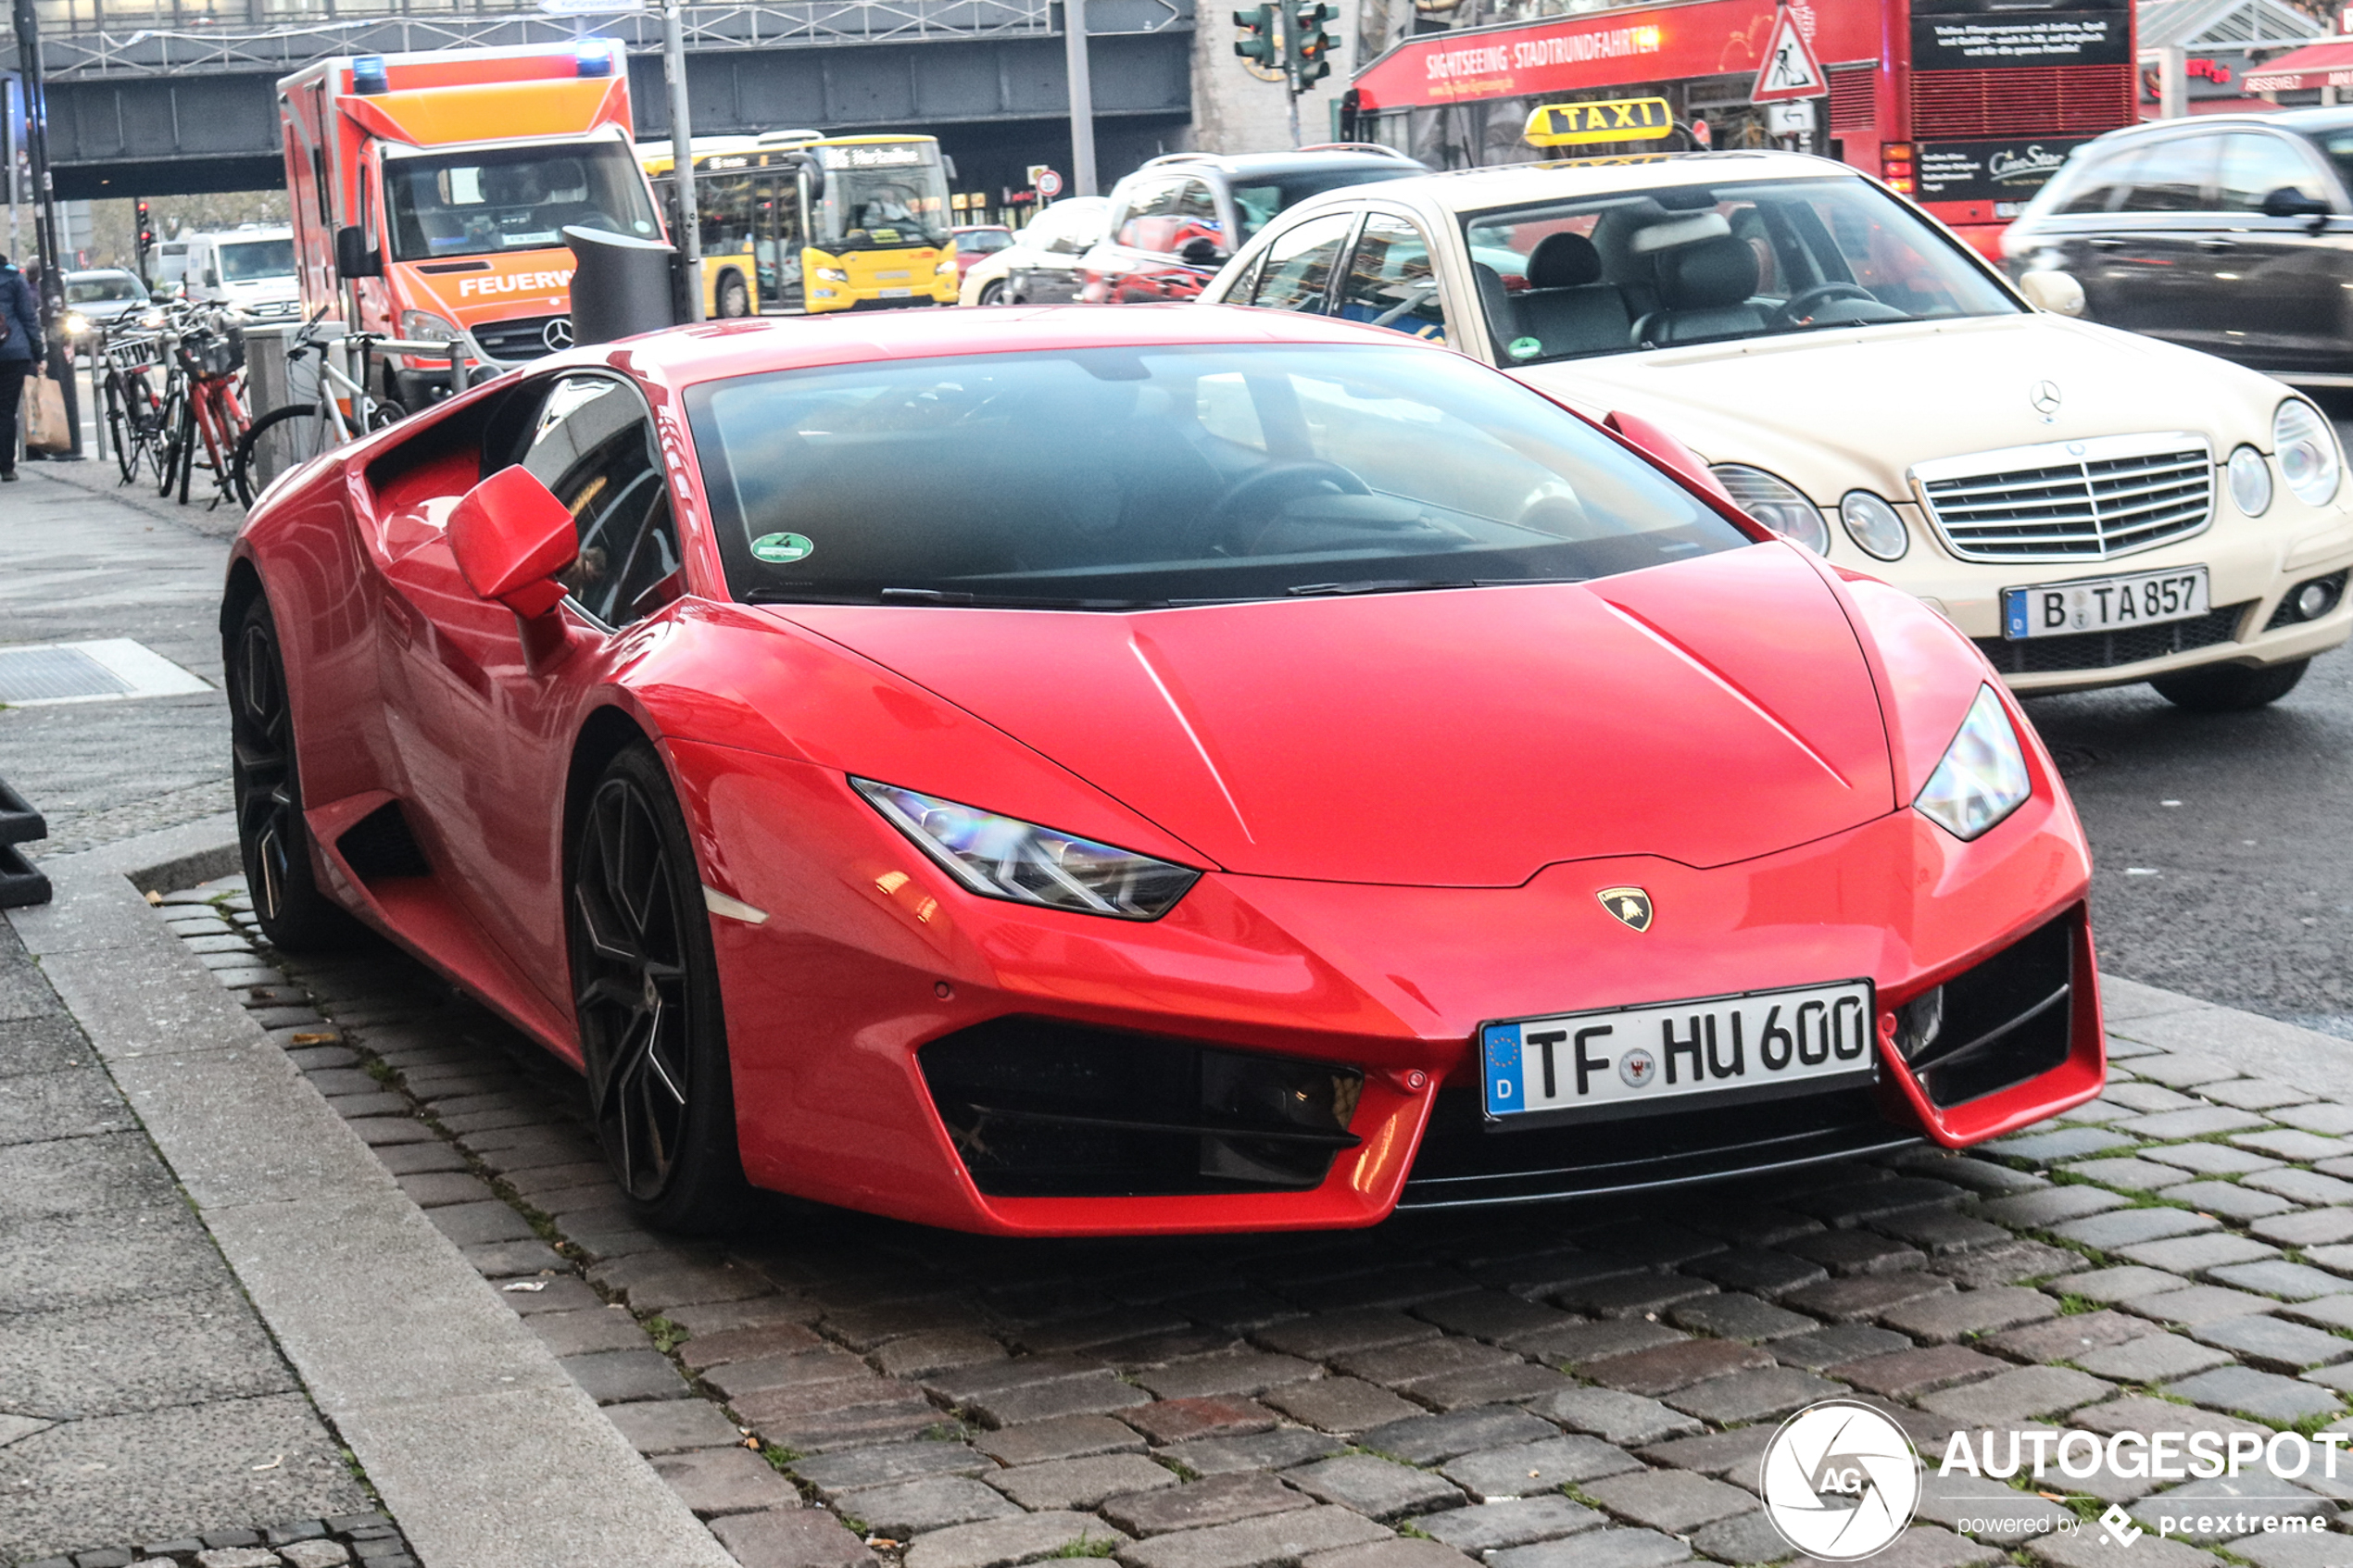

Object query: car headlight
[815,268,850,283]
[1710,465,1830,555]
[852,779,1201,920]
[399,309,459,344]
[1915,685,2032,842]
[2227,444,2272,518]
[65,311,88,335]
[1838,491,1909,561]
[2275,399,2341,507]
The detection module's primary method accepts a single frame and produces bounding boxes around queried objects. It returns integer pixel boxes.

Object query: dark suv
[2002,109,2353,382]
[1079,146,1427,305]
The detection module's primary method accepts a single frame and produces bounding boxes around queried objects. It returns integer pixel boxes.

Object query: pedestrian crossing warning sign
[1524,96,1674,147]
[1750,7,1828,103]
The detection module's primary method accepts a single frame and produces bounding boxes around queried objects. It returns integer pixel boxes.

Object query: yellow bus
[645,132,958,314]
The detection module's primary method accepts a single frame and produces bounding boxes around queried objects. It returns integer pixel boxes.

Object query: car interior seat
[1507,232,1631,360]
[1629,235,1767,348]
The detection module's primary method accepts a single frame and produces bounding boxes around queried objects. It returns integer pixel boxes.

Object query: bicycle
[155,306,253,508]
[95,313,172,487]
[231,309,489,508]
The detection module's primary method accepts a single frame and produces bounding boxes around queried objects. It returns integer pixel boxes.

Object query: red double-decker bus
[1338,0,2135,256]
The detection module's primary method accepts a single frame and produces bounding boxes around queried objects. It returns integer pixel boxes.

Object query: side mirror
[1602,409,1737,507]
[334,225,382,281]
[448,466,577,619]
[1179,236,1230,269]
[2261,185,2334,220]
[2015,270,2085,318]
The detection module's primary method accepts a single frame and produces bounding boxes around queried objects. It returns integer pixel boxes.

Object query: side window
[2051,147,2132,215]
[2116,137,2219,214]
[1174,180,1224,246]
[1247,214,1356,314]
[1337,215,1448,343]
[520,375,683,629]
[1114,180,1180,248]
[2217,134,2328,213]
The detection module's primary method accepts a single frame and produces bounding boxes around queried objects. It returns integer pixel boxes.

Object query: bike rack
[0,778,52,909]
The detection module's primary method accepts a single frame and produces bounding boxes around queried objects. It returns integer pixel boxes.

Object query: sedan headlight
[853,779,1200,920]
[1839,491,1909,561]
[1710,465,1830,555]
[2228,444,2272,518]
[2275,399,2341,507]
[1915,685,2032,842]
[65,311,89,336]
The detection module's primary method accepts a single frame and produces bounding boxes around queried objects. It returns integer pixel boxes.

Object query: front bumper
[675,740,2102,1236]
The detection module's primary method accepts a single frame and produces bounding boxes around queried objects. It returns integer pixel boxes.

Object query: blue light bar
[575,41,615,77]
[352,55,389,94]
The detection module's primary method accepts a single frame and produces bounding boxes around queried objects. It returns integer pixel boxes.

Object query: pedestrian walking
[0,253,47,481]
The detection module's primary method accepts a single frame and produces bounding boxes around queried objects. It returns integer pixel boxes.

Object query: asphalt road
[2023,392,2353,1039]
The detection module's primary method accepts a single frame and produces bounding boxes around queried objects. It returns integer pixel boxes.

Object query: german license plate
[1480,980,1876,1127]
[879,287,913,298]
[2002,566,2208,640]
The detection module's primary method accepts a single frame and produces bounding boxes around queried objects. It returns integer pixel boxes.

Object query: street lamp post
[661,1,705,321]
[1064,0,1097,197]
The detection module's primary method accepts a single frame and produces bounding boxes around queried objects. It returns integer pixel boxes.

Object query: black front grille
[920,1018,1364,1198]
[472,314,567,360]
[1896,910,2079,1109]
[1398,1085,1918,1210]
[1975,602,2249,674]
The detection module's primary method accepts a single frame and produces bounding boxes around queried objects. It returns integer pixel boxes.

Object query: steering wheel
[1202,461,1370,553]
[1777,282,1876,327]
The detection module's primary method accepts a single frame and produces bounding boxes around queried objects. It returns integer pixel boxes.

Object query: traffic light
[1291,1,1336,87]
[1233,5,1277,68]
[135,199,154,275]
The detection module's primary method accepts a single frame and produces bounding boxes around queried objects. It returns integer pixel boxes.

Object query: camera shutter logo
[1760,1400,1920,1561]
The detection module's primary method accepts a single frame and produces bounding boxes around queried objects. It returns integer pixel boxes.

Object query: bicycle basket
[177,331,245,379]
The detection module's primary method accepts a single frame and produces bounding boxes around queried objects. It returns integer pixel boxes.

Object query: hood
[1513,313,2288,500]
[397,253,576,329]
[775,544,1896,886]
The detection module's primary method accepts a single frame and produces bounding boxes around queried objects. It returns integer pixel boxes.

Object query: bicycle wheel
[231,404,324,511]
[174,398,196,505]
[156,387,187,498]
[125,371,166,484]
[104,372,137,483]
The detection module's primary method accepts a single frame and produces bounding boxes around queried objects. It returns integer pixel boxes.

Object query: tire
[977,280,1004,307]
[233,404,320,510]
[568,745,747,1232]
[716,274,751,319]
[156,389,186,498]
[227,595,355,951]
[2150,659,2310,712]
[104,374,137,483]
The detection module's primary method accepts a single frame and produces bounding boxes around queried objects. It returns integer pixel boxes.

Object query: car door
[2196,131,2346,373]
[1331,211,1454,347]
[2082,132,2223,347]
[1008,204,1100,304]
[380,371,686,1009]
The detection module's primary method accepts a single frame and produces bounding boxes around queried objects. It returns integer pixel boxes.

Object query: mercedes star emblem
[2030,380,2062,420]
[543,317,575,352]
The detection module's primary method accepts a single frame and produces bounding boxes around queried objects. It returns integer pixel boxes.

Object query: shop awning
[2244,40,2353,93]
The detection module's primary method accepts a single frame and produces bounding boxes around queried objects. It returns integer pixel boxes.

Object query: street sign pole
[10,0,79,459]
[1063,0,1098,197]
[661,4,705,321]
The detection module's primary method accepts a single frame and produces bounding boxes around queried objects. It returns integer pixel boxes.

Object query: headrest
[1527,232,1602,290]
[1656,235,1759,310]
[1629,210,1732,255]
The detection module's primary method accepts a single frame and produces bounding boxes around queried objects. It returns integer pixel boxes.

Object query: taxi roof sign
[1524,97,1674,149]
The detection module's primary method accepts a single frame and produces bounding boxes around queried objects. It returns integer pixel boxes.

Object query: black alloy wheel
[227,596,352,949]
[568,745,746,1231]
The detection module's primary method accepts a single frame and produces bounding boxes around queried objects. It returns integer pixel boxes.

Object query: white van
[180,226,300,319]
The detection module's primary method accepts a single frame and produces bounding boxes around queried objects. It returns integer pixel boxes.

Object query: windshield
[219,240,294,282]
[384,141,661,263]
[815,144,951,251]
[958,228,1013,253]
[1232,166,1423,240]
[690,344,1744,608]
[69,274,145,304]
[1468,176,2020,365]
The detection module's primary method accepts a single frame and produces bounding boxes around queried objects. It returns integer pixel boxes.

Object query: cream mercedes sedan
[1200,151,2353,709]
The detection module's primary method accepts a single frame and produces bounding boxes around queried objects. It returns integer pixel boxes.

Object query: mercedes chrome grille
[1913,433,2213,562]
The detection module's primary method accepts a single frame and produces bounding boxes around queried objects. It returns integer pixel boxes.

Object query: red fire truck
[1339,0,2135,256]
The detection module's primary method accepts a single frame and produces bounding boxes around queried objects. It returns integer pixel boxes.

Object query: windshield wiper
[1288,579,1480,597]
[877,587,1167,609]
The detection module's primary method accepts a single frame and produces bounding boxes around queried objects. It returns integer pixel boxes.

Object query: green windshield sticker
[751,532,815,565]
[1508,336,1543,360]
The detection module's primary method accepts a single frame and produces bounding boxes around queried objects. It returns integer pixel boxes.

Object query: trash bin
[240,320,334,498]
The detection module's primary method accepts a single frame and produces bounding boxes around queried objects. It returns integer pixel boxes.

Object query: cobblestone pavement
[0,912,378,1562]
[13,1512,417,1568]
[137,873,2353,1568]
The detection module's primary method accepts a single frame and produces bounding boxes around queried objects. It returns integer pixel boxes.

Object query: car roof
[1129,150,1424,184]
[2080,107,2353,143]
[68,268,140,280]
[1265,150,1862,218]
[608,302,1450,389]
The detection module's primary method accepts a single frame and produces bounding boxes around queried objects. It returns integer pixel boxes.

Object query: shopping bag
[22,370,70,453]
